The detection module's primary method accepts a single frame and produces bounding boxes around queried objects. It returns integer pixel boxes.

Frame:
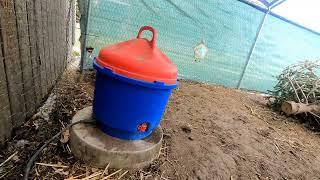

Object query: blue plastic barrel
[93,60,178,140]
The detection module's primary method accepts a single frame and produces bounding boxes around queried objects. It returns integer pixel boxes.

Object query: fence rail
[0,0,75,144]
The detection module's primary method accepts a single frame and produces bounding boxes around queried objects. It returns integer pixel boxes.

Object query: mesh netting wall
[240,15,320,92]
[79,0,320,92]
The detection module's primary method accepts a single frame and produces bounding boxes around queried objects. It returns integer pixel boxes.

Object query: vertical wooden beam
[47,0,55,88]
[58,0,64,75]
[0,0,26,127]
[0,25,12,144]
[55,0,61,78]
[14,0,36,118]
[53,0,58,78]
[63,0,69,69]
[34,0,47,100]
[42,0,52,92]
[27,0,42,108]
[52,0,58,82]
[71,0,75,47]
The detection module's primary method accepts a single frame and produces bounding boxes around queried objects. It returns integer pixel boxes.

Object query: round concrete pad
[70,106,163,169]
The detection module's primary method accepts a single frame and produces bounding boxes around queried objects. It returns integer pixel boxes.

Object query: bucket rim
[93,60,178,90]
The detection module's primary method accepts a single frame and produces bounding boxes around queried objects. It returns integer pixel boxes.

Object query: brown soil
[161,82,320,180]
[1,61,320,179]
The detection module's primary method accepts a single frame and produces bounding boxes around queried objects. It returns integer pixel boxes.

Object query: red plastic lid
[96,26,177,85]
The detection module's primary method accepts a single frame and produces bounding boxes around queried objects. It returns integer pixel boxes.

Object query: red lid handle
[137,26,157,49]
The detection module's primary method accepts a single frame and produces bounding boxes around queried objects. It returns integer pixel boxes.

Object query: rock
[181,124,192,133]
[15,140,30,148]
[188,136,194,141]
[193,169,206,180]
[193,166,209,180]
[187,177,197,180]
[60,129,70,143]
[163,133,172,139]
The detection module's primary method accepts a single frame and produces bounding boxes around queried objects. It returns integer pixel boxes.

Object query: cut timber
[281,101,320,115]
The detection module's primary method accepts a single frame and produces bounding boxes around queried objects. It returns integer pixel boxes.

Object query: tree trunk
[281,101,320,115]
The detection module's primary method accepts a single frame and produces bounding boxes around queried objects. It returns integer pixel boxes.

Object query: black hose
[23,119,95,180]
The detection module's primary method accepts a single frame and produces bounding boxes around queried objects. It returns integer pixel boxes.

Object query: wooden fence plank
[42,0,52,91]
[47,0,55,88]
[0,0,73,143]
[49,0,55,82]
[52,0,56,80]
[57,0,61,76]
[57,0,62,77]
[34,0,47,100]
[0,0,26,127]
[60,0,66,72]
[15,0,36,118]
[66,0,70,68]
[0,34,12,145]
[63,0,68,69]
[53,0,58,81]
[59,0,64,76]
[26,0,42,107]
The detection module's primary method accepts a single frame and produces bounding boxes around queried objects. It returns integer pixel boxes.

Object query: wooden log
[281,101,320,115]
[0,0,26,127]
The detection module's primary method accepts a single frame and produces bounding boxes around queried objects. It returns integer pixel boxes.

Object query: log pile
[269,60,320,120]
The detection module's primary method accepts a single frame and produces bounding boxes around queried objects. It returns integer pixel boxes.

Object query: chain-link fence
[79,0,320,93]
[0,0,75,144]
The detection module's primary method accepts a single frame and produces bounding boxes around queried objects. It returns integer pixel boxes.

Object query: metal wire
[23,119,95,180]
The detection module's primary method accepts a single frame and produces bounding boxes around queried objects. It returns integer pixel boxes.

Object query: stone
[70,106,163,169]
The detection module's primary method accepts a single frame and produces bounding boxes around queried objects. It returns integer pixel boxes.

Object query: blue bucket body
[93,60,177,140]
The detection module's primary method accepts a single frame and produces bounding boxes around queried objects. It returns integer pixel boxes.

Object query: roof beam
[270,0,287,9]
[269,0,280,6]
[257,0,270,7]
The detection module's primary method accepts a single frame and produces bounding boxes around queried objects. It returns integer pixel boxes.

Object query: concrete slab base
[69,106,163,169]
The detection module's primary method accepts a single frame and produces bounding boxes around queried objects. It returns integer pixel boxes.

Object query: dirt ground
[1,60,320,179]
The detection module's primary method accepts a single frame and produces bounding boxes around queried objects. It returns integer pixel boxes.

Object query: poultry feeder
[93,26,178,140]
[70,26,178,168]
